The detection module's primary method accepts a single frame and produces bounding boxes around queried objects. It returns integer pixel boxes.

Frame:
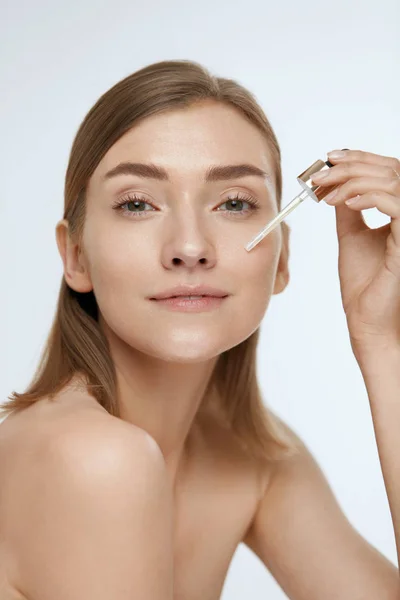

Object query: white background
[1,0,399,598]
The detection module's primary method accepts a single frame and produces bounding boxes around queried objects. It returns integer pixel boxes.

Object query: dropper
[244,150,348,252]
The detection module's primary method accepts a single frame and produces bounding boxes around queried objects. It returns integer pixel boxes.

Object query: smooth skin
[54,99,289,493]
[3,105,400,599]
[8,416,175,600]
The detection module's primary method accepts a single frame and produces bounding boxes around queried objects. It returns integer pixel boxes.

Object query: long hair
[1,60,299,466]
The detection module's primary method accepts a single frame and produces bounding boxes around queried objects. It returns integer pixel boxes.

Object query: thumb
[334,199,367,240]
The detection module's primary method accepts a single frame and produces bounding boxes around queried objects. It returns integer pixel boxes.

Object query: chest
[171,453,261,600]
[0,459,260,600]
[0,411,263,600]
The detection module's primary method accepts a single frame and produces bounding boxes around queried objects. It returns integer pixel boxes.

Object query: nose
[167,243,217,269]
[171,255,210,267]
[162,228,217,270]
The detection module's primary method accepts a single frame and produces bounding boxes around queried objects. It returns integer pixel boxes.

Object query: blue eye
[111,193,261,219]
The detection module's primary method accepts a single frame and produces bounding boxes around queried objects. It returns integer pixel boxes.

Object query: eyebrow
[102,161,270,183]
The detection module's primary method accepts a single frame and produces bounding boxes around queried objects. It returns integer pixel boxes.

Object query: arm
[10,423,174,600]
[243,414,400,600]
[355,346,400,570]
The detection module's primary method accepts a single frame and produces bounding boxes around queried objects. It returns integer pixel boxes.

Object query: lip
[150,285,229,300]
[150,295,228,312]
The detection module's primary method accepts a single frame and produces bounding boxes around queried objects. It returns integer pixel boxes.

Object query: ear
[273,221,290,295]
[55,219,93,293]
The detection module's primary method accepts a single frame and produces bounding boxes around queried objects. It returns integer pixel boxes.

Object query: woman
[0,60,399,599]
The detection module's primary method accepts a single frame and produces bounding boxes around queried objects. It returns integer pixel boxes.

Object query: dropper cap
[297,158,336,203]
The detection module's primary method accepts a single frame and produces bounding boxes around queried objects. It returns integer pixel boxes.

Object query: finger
[333,201,368,240]
[328,149,400,172]
[312,161,395,187]
[343,191,400,246]
[323,176,400,205]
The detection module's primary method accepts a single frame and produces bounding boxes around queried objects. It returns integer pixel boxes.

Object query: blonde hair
[1,60,298,466]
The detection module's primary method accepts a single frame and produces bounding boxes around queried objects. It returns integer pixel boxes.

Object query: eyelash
[111,192,261,219]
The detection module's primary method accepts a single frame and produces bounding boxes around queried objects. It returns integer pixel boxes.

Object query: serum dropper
[245,150,349,252]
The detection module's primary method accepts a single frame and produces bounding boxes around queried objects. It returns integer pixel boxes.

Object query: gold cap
[297,159,338,203]
[297,149,349,203]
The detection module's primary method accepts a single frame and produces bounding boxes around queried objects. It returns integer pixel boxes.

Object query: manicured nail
[324,189,338,203]
[328,150,346,159]
[345,195,360,205]
[312,170,330,181]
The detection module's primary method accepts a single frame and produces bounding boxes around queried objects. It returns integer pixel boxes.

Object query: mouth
[151,294,229,300]
[162,295,225,299]
[150,295,228,311]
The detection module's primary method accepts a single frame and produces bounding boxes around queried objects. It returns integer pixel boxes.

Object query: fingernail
[324,189,338,203]
[345,195,360,205]
[328,150,346,159]
[312,170,330,181]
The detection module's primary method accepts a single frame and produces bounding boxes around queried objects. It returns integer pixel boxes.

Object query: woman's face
[70,101,290,362]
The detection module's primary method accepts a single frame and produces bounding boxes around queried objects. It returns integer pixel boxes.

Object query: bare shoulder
[0,393,171,600]
[0,385,158,461]
[43,408,164,481]
[0,386,163,532]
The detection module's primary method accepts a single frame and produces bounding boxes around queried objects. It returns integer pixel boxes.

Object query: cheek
[237,235,280,295]
[86,242,150,340]
[83,224,151,302]
[243,256,279,317]
[221,243,280,338]
[81,219,280,348]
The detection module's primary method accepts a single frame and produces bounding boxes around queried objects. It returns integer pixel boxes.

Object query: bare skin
[0,380,268,600]
[3,103,399,598]
[0,102,289,598]
[54,99,290,492]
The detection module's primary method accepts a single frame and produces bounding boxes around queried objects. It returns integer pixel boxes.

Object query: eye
[217,194,261,216]
[111,192,261,219]
[111,195,153,218]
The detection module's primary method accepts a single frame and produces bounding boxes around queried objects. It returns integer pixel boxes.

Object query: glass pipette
[244,152,347,252]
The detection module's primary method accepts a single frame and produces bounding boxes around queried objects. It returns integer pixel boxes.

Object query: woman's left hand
[311,149,400,359]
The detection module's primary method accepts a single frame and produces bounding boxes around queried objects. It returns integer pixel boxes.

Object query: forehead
[93,102,273,182]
